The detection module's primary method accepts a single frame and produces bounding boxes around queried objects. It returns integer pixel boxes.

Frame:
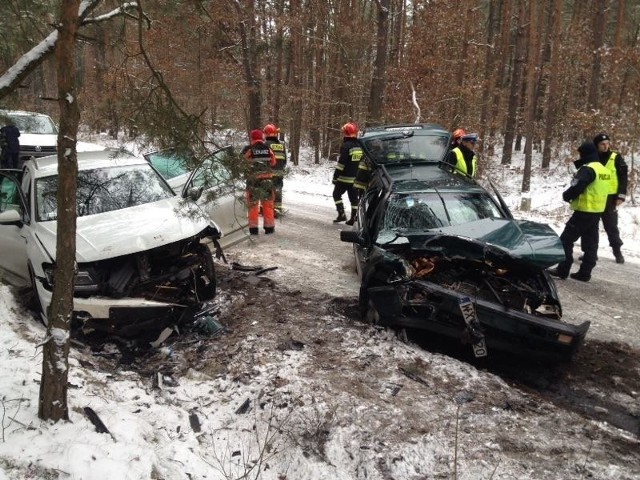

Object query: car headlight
[74,269,99,292]
[42,264,99,292]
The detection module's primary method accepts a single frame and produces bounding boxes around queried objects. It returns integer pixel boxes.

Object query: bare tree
[368,0,390,124]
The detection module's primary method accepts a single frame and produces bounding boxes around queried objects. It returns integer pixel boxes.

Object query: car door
[182,147,249,248]
[0,172,30,282]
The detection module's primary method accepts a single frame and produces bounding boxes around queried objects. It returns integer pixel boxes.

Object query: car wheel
[28,264,46,325]
[194,244,216,301]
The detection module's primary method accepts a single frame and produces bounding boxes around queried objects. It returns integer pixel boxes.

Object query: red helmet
[263,123,279,136]
[453,128,467,140]
[250,129,264,142]
[342,122,359,138]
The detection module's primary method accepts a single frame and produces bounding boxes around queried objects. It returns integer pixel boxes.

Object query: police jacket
[0,125,20,153]
[599,150,628,200]
[265,137,287,172]
[563,161,610,213]
[333,137,363,184]
[447,145,477,177]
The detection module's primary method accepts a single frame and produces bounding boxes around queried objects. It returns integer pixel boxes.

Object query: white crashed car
[0,149,221,334]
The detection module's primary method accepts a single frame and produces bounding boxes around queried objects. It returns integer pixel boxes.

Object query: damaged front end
[362,239,590,361]
[42,229,220,336]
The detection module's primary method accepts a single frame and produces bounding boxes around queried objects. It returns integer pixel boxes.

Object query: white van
[0,109,58,164]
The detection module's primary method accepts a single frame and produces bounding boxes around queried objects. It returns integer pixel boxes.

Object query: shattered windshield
[378,191,503,242]
[36,164,175,221]
[361,133,449,165]
[0,113,58,134]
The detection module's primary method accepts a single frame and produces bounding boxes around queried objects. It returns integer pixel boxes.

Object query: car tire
[194,244,216,301]
[28,264,46,325]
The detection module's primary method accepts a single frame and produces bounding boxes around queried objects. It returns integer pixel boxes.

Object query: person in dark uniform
[0,122,20,169]
[332,122,362,224]
[446,132,478,177]
[549,142,610,282]
[241,129,277,235]
[592,132,628,264]
[263,123,287,217]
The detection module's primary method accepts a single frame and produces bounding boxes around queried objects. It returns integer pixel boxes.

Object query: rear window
[361,133,449,164]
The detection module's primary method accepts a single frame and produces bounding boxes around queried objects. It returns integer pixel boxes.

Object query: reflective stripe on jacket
[604,151,619,195]
[571,162,610,213]
[265,138,287,171]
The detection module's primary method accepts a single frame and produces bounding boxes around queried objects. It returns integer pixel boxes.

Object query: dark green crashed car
[341,124,589,361]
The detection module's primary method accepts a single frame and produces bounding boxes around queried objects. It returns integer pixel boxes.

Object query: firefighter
[242,129,277,235]
[549,142,610,282]
[446,132,478,177]
[450,127,466,149]
[592,132,628,264]
[332,122,363,224]
[263,123,287,217]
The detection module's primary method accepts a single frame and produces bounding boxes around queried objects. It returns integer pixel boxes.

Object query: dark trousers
[1,150,19,169]
[602,195,623,249]
[332,181,358,214]
[558,211,601,276]
[273,175,283,209]
[580,195,623,253]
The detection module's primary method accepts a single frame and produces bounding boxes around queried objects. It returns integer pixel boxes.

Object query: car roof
[360,123,449,137]
[0,109,54,119]
[28,149,148,177]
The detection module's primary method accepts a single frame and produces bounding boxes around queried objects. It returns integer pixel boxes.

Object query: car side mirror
[340,230,365,245]
[0,209,22,225]
[188,186,204,201]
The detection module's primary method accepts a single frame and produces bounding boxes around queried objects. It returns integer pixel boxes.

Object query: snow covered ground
[1,141,639,479]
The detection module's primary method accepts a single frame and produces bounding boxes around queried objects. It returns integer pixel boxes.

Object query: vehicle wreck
[0,149,228,338]
[342,124,590,361]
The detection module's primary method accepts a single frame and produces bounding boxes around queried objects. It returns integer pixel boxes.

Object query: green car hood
[394,217,564,269]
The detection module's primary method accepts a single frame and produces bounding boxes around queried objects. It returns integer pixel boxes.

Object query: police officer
[446,132,478,177]
[242,129,277,235]
[0,122,20,169]
[592,132,628,264]
[332,122,362,224]
[549,142,610,282]
[263,123,287,217]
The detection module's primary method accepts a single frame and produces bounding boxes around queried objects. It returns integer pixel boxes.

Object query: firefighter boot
[249,227,259,235]
[613,247,625,264]
[333,207,347,223]
[345,211,357,226]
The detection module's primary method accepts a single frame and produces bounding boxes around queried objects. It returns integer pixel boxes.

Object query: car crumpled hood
[392,217,565,269]
[34,198,212,263]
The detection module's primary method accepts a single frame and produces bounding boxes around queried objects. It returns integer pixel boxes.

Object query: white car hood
[35,198,212,263]
[19,133,57,147]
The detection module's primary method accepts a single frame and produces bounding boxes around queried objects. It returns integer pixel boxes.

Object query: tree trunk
[588,0,606,111]
[542,0,563,169]
[367,0,390,124]
[522,0,540,195]
[38,0,82,422]
[500,1,526,165]
[237,0,262,130]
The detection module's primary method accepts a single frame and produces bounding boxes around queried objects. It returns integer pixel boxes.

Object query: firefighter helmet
[341,122,359,138]
[263,123,279,136]
[453,128,467,140]
[250,129,264,142]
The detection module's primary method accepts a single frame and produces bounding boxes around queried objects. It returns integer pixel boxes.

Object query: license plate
[458,296,488,358]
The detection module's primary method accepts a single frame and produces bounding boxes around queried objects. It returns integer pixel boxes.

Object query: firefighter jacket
[448,145,477,177]
[599,150,628,199]
[353,156,372,193]
[564,161,610,213]
[265,137,287,173]
[333,137,363,185]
